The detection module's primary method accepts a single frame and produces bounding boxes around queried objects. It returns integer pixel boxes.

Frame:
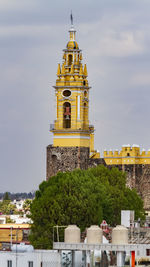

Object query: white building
[121,210,134,227]
[0,250,61,267]
[0,215,6,224]
[10,214,32,224]
[12,199,25,211]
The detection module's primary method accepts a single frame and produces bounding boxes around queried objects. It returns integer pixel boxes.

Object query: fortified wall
[103,145,150,210]
[104,145,150,165]
[47,144,150,211]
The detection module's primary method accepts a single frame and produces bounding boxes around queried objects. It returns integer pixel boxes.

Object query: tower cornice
[53,86,91,89]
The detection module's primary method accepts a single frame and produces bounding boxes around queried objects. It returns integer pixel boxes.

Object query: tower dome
[66,40,79,50]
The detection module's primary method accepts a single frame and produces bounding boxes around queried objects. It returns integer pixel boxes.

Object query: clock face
[63,89,71,97]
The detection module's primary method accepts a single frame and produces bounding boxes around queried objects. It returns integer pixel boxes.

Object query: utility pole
[16,227,19,267]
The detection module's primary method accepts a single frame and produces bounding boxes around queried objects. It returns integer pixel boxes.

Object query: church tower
[47,17,100,179]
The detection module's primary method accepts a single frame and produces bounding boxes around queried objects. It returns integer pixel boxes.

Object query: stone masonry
[46,145,89,179]
[46,145,150,210]
[107,164,150,210]
[46,145,105,179]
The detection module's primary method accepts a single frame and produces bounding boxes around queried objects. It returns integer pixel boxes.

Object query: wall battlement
[104,145,150,165]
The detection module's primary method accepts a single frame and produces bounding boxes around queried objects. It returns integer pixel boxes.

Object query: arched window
[63,102,71,128]
[68,54,72,65]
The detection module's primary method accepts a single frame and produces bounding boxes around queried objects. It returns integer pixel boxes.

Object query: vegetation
[23,199,32,214]
[3,192,11,201]
[6,217,14,223]
[0,200,17,215]
[0,192,35,201]
[0,193,33,215]
[29,165,145,249]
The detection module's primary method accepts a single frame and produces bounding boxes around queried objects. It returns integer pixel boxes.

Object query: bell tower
[51,18,99,153]
[47,16,100,179]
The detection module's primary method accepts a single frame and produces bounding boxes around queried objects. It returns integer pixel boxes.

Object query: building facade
[47,19,150,210]
[47,19,101,179]
[0,224,30,250]
[0,250,60,267]
[104,145,150,165]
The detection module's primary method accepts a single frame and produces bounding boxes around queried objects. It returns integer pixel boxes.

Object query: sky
[0,0,150,192]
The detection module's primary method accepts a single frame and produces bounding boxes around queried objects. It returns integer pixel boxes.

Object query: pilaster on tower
[47,18,100,179]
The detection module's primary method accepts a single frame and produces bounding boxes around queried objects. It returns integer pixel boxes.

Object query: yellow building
[104,144,150,165]
[50,18,99,159]
[0,224,30,249]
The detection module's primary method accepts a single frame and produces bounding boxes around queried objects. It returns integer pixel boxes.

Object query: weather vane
[70,11,73,25]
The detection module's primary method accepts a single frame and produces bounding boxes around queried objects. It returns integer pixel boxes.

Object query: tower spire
[69,12,76,41]
[70,11,73,26]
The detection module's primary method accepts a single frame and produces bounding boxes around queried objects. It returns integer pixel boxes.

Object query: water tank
[87,225,102,244]
[11,243,34,252]
[112,225,128,244]
[65,225,80,243]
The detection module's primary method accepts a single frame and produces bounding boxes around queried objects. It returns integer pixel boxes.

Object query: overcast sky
[0,0,150,192]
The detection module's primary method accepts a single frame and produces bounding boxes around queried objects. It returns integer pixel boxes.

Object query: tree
[0,201,17,215]
[0,193,22,215]
[29,165,145,249]
[23,199,32,214]
[3,192,10,201]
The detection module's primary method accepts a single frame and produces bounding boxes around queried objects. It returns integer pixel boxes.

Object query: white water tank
[11,243,34,252]
[65,225,80,243]
[112,225,128,244]
[87,225,102,244]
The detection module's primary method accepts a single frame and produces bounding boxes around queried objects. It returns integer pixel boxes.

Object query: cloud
[0,0,34,10]
[0,24,63,38]
[131,73,150,86]
[97,31,144,57]
[79,18,145,58]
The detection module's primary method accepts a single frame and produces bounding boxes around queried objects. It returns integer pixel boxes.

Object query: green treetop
[29,165,145,249]
[3,192,10,201]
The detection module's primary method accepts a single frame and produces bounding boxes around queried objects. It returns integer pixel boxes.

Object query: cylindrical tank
[64,225,80,243]
[11,244,34,252]
[112,225,128,244]
[87,225,102,244]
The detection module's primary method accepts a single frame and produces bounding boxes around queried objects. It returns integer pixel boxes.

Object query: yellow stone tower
[50,16,99,159]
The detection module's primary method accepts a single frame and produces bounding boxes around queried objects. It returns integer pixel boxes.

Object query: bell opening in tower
[63,102,71,128]
[83,103,86,129]
[68,54,72,65]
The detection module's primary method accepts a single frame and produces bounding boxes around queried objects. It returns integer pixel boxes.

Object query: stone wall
[46,145,89,179]
[88,158,106,168]
[107,164,150,210]
[46,145,150,210]
[138,165,150,210]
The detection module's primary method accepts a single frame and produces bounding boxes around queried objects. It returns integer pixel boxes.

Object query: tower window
[63,90,71,97]
[83,103,86,129]
[84,90,87,97]
[68,54,72,65]
[63,102,71,128]
[127,153,130,157]
[83,80,86,86]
